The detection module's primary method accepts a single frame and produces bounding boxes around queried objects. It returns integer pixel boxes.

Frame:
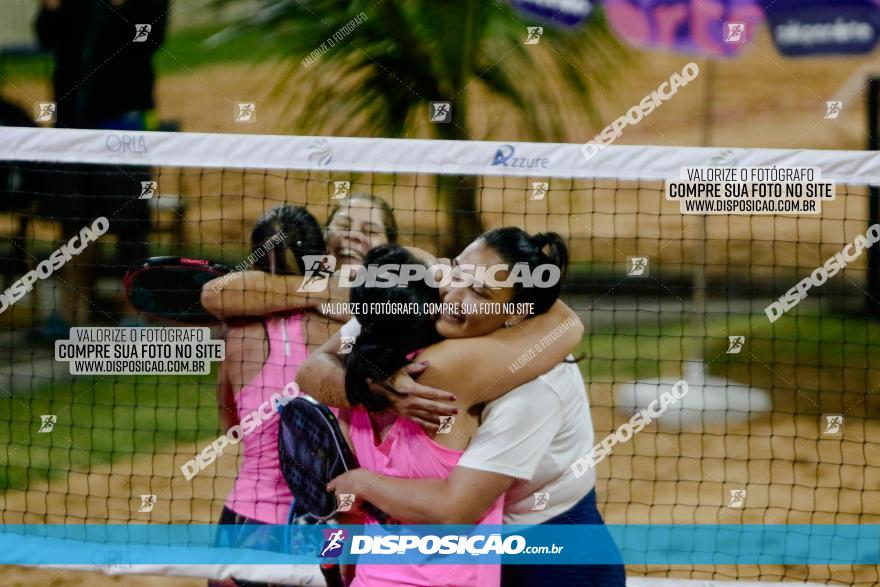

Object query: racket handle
[320,564,345,587]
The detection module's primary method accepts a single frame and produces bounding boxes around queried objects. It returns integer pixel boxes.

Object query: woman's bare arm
[296,329,459,425]
[294,330,352,408]
[200,271,350,321]
[411,300,583,408]
[299,301,581,427]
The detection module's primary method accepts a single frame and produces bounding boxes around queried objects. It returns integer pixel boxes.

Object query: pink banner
[603,0,764,57]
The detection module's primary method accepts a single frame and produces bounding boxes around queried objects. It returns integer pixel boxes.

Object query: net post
[867,77,880,317]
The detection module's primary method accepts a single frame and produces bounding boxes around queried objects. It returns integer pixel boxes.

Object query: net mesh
[0,129,879,586]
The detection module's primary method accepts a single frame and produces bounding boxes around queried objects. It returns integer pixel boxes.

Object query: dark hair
[479,227,569,315]
[251,205,325,274]
[327,193,398,243]
[344,245,441,411]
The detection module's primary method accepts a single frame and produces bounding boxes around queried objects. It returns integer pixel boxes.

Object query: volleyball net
[0,127,879,585]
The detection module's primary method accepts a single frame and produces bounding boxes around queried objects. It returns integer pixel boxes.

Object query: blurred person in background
[33,0,168,337]
[0,94,39,286]
[0,94,35,212]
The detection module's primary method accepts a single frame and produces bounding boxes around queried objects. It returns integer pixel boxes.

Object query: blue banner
[761,0,880,56]
[3,524,880,565]
[509,0,594,28]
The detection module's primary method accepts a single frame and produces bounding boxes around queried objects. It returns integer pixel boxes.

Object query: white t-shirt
[339,318,596,524]
[458,361,595,524]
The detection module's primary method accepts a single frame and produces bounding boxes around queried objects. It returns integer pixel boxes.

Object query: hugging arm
[296,329,458,424]
[294,330,352,408]
[412,300,583,408]
[298,301,582,428]
[201,271,350,321]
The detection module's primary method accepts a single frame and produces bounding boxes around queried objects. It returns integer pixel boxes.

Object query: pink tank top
[224,315,307,523]
[348,408,504,587]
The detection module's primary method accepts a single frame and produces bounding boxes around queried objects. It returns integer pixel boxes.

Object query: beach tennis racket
[279,395,388,587]
[123,256,232,324]
[279,395,388,523]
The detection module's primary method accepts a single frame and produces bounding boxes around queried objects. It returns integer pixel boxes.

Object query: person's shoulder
[509,360,581,402]
[537,359,582,386]
[483,365,568,409]
[225,320,266,337]
[537,358,578,381]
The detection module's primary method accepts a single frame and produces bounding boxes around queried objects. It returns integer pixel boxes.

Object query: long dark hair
[251,205,325,274]
[344,245,441,411]
[479,227,568,315]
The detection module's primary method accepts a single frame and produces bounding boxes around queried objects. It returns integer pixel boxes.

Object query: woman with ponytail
[211,205,336,587]
[302,227,624,586]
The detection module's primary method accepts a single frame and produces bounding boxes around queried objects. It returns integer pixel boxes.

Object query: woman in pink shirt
[335,244,504,587]
[329,242,581,587]
[205,194,402,526]
[210,205,335,587]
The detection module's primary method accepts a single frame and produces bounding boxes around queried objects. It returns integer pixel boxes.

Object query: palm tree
[220,0,628,254]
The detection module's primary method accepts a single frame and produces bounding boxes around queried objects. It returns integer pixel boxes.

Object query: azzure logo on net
[296,255,560,292]
[490,144,550,169]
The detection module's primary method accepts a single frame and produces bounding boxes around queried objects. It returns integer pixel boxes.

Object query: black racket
[279,395,388,523]
[279,395,388,587]
[123,256,232,324]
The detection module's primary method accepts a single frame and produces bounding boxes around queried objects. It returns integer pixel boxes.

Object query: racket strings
[279,399,356,520]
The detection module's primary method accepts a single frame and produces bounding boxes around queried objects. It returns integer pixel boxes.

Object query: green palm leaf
[217,0,629,252]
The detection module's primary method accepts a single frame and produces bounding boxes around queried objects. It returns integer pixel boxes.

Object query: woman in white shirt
[299,227,625,586]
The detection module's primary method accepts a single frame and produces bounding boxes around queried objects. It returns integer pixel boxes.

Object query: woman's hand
[327,468,376,514]
[369,362,458,433]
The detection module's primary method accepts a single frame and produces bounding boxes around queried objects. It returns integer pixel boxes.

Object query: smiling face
[325,198,390,266]
[435,239,515,339]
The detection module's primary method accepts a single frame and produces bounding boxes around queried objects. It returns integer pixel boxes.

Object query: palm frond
[216,0,631,252]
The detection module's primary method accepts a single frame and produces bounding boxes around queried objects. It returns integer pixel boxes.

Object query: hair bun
[532,231,568,277]
[532,232,551,249]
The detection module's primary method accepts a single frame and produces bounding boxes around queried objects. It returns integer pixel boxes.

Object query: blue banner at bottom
[1,524,879,565]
